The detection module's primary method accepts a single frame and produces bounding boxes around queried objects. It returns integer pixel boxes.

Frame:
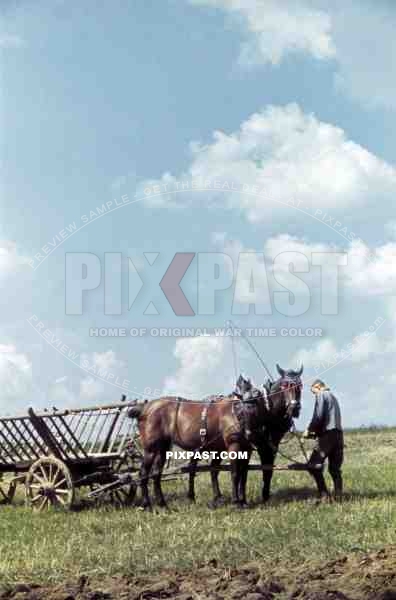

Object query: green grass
[1,429,396,584]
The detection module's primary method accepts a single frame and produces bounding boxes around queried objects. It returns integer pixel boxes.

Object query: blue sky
[2,0,396,426]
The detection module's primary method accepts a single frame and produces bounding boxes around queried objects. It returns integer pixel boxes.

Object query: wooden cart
[0,399,141,511]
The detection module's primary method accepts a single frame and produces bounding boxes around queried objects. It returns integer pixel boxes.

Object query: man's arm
[307,395,326,434]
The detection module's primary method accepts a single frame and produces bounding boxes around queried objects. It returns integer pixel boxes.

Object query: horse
[128,365,302,509]
[186,364,303,506]
[127,378,265,510]
[255,364,303,503]
[185,375,257,508]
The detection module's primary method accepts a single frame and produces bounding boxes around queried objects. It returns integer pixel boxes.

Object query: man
[303,379,344,502]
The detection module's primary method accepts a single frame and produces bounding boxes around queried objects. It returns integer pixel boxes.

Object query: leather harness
[173,386,272,450]
[200,387,271,448]
[199,394,224,448]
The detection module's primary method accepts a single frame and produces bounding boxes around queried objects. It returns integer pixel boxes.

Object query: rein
[264,420,310,465]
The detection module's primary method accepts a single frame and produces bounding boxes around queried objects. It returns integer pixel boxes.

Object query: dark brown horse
[128,365,302,509]
[128,386,259,509]
[254,364,303,503]
[187,364,303,506]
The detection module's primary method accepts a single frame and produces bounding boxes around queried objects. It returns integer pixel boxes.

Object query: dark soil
[3,545,396,600]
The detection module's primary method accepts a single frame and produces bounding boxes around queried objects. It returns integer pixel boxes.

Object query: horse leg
[228,443,243,506]
[257,445,275,503]
[238,451,252,507]
[208,457,224,508]
[187,457,198,502]
[152,445,169,508]
[140,448,156,510]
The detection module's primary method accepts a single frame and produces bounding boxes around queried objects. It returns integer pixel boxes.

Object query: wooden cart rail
[0,401,137,469]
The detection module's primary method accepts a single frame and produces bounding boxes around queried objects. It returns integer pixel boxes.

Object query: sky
[1,0,396,426]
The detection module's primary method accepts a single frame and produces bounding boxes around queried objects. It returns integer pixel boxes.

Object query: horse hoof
[237,502,249,510]
[187,496,196,504]
[208,498,223,509]
[313,495,331,506]
[154,506,169,514]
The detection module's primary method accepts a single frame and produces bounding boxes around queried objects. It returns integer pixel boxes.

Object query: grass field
[1,428,396,586]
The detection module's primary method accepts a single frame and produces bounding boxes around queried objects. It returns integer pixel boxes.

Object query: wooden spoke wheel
[108,453,138,507]
[25,457,75,511]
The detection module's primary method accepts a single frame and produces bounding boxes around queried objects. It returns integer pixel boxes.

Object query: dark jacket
[308,391,342,435]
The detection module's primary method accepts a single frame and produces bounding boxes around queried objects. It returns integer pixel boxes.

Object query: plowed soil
[3,545,396,600]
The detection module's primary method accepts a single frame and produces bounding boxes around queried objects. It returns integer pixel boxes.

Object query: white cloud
[147,104,396,219]
[293,325,384,372]
[267,234,396,300]
[189,0,335,65]
[79,350,128,402]
[0,241,33,277]
[80,376,102,402]
[47,376,76,407]
[264,234,345,290]
[188,1,396,110]
[87,350,125,371]
[265,234,396,300]
[293,338,338,369]
[0,344,33,408]
[211,233,333,309]
[214,231,396,307]
[163,336,235,398]
[345,239,396,297]
[291,303,392,426]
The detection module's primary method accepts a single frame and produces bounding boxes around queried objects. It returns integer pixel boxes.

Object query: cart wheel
[25,457,75,511]
[109,453,138,507]
[0,474,18,505]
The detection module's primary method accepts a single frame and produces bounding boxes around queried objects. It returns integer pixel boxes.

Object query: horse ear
[276,364,285,377]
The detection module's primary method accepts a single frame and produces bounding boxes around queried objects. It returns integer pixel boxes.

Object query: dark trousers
[308,429,344,499]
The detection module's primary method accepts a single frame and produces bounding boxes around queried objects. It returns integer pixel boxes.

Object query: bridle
[231,384,273,441]
[269,375,302,419]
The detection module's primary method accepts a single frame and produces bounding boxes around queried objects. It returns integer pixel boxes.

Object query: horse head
[271,364,304,419]
[235,374,253,396]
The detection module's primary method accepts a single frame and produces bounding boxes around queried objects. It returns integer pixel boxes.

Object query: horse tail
[127,400,147,420]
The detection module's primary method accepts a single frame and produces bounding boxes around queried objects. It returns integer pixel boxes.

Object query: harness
[199,394,224,448]
[199,404,209,446]
[232,386,271,443]
[175,386,272,451]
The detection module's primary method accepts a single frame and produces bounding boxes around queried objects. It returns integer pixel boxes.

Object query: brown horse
[128,386,260,509]
[187,365,303,506]
[128,366,302,509]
